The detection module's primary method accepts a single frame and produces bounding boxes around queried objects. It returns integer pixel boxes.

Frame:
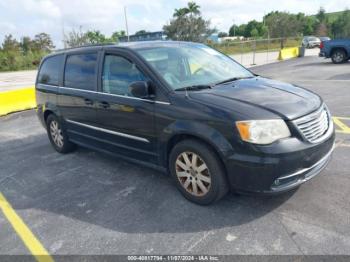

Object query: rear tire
[169,139,229,205]
[46,114,76,154]
[331,49,347,64]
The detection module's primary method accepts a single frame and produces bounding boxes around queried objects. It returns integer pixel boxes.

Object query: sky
[0,0,349,48]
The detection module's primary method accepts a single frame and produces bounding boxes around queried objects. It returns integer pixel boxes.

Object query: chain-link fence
[209,37,302,66]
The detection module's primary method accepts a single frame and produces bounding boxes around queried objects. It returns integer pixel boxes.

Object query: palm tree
[173,8,189,17]
[187,1,200,16]
[173,2,200,18]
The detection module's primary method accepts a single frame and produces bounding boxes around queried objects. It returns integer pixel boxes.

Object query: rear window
[38,55,63,86]
[64,53,97,90]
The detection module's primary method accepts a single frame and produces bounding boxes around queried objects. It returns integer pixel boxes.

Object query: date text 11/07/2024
[127,255,219,261]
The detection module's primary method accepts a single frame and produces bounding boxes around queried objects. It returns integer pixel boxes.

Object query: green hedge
[0,51,47,72]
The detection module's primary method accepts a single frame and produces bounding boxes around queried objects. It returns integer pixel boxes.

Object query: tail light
[320,42,324,49]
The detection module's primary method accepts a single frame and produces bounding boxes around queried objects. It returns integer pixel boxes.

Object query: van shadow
[0,134,296,234]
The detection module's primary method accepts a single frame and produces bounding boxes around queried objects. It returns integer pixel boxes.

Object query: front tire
[169,139,228,205]
[331,49,347,64]
[46,114,76,154]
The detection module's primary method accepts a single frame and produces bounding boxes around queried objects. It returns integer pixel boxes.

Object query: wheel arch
[44,109,55,122]
[166,133,227,167]
[159,121,235,174]
[42,103,61,122]
[331,47,348,57]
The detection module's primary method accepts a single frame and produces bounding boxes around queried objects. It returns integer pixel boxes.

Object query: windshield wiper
[174,85,212,91]
[214,76,254,86]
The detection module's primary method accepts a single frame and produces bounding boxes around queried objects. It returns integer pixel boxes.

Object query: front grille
[294,106,330,143]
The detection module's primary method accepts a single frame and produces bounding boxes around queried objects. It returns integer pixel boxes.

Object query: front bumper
[224,130,335,194]
[268,142,333,193]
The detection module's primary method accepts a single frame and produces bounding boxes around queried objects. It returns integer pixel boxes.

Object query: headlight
[236,119,291,145]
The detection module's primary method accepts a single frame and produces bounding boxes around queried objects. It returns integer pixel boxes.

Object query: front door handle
[99,101,110,109]
[84,98,93,105]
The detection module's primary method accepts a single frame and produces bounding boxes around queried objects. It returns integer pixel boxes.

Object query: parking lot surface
[0,56,349,256]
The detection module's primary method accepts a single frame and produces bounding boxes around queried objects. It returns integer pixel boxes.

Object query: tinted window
[38,55,63,86]
[64,53,97,90]
[102,55,145,96]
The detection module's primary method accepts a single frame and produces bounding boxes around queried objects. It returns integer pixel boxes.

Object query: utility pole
[62,20,66,48]
[124,6,130,42]
[232,19,235,36]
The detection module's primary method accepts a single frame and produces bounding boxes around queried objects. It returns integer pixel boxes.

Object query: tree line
[0,30,127,71]
[0,33,54,71]
[226,8,350,39]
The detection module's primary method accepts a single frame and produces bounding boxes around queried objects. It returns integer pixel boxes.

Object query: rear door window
[38,55,63,86]
[64,53,97,90]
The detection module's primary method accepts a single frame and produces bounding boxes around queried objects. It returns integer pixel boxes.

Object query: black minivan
[36,41,335,205]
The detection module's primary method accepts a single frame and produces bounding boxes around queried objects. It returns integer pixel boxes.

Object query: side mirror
[129,81,154,99]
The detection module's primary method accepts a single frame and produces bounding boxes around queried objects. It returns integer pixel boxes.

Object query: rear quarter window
[64,53,97,90]
[38,55,63,86]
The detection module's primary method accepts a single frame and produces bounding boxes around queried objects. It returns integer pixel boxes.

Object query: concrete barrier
[0,87,36,116]
[278,47,299,60]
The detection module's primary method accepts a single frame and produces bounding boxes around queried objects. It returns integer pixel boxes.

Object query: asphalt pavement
[0,55,349,257]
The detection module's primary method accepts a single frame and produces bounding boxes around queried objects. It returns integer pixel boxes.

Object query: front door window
[102,55,146,97]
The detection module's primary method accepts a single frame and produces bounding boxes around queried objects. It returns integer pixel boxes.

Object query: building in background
[219,36,244,42]
[119,31,167,42]
[206,33,219,44]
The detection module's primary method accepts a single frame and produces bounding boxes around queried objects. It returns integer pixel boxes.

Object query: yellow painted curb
[0,87,36,116]
[278,47,299,60]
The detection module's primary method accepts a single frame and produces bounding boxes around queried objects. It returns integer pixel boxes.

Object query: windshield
[136,43,253,90]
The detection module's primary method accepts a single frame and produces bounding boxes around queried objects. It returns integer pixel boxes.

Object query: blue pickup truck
[319,39,350,64]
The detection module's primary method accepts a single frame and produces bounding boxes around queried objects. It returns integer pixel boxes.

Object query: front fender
[158,120,234,167]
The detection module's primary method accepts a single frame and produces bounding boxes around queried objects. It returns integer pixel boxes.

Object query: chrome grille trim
[293,105,333,143]
[277,142,334,180]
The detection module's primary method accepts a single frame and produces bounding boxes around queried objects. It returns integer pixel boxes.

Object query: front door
[95,53,157,164]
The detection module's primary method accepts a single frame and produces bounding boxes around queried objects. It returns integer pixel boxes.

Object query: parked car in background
[302,36,321,48]
[319,36,331,42]
[319,38,350,64]
[36,41,335,205]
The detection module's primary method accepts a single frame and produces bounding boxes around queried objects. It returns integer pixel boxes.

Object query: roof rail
[53,42,118,53]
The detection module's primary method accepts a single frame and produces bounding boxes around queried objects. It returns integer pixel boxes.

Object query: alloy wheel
[333,52,344,63]
[50,120,64,148]
[175,151,211,197]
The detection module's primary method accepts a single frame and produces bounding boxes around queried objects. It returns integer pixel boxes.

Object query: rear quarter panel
[323,39,350,57]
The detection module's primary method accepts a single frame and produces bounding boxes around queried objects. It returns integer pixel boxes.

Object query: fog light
[274,179,280,186]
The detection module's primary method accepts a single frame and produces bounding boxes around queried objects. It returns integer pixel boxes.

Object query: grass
[210,38,301,55]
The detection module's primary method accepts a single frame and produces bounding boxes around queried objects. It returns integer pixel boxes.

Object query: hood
[189,77,322,120]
